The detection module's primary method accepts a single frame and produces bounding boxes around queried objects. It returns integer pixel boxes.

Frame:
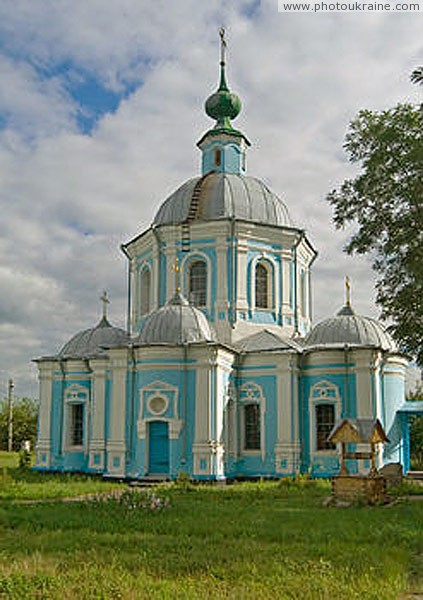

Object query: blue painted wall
[201,140,245,175]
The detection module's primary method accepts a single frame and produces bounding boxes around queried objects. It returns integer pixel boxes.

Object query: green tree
[0,397,38,452]
[407,387,423,470]
[327,80,423,364]
[411,66,423,85]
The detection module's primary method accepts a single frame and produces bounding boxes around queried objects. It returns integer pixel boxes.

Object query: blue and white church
[34,37,413,480]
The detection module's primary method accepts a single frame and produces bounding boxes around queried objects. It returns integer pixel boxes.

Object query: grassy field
[0,457,421,599]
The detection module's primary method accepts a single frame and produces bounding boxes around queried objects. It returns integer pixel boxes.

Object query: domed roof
[153,172,292,227]
[137,292,216,345]
[59,317,129,358]
[304,304,397,351]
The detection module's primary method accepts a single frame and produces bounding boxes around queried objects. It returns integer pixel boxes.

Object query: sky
[0,1,421,399]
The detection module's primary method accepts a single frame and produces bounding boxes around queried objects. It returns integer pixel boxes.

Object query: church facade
[34,40,412,480]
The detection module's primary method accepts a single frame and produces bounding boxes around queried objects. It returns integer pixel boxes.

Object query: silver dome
[304,305,396,351]
[137,292,216,345]
[59,317,129,358]
[153,172,292,227]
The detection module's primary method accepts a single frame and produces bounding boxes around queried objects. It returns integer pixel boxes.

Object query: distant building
[34,36,417,480]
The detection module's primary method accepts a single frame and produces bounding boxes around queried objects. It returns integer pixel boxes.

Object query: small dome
[137,292,216,345]
[205,89,241,122]
[304,304,396,351]
[59,317,129,358]
[153,173,292,228]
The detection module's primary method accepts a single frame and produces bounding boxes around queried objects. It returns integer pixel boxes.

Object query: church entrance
[148,421,169,475]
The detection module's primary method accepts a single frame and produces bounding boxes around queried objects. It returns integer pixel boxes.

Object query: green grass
[0,452,19,469]
[0,472,421,599]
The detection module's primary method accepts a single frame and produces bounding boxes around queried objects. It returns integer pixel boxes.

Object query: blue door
[148,421,169,474]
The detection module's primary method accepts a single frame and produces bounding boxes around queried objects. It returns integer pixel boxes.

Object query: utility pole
[7,379,14,452]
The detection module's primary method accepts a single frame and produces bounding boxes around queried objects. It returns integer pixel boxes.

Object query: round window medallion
[148,395,168,415]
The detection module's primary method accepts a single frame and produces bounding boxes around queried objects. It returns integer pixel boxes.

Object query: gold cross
[345,276,351,306]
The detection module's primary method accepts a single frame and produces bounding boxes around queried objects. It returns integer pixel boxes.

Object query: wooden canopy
[328,418,389,445]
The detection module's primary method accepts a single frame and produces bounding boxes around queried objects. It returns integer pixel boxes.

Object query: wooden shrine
[328,418,389,504]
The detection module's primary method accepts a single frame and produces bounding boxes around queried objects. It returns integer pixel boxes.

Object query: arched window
[255,262,270,309]
[315,404,336,451]
[189,260,207,307]
[244,403,261,450]
[214,148,222,167]
[140,267,151,315]
[239,382,265,455]
[65,386,88,450]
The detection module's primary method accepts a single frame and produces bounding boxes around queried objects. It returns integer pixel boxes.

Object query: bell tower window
[214,148,222,167]
[189,260,207,307]
[255,262,272,309]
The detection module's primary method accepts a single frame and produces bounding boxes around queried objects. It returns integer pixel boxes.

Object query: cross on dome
[204,28,242,129]
[345,276,351,307]
[100,290,110,319]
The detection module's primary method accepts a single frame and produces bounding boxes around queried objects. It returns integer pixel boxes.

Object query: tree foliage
[0,397,38,452]
[410,66,423,85]
[327,100,423,364]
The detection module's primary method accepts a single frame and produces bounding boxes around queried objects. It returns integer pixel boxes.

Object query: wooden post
[340,442,349,475]
[7,379,14,453]
[370,442,377,476]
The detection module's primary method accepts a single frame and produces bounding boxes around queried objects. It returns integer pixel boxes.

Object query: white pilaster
[106,349,128,477]
[274,355,301,474]
[88,358,108,471]
[35,361,55,468]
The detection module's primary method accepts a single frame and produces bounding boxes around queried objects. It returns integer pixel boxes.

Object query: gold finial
[173,257,181,293]
[219,27,227,65]
[345,276,351,307]
[100,290,110,318]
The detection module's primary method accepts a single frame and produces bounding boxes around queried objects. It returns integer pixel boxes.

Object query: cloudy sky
[0,1,421,398]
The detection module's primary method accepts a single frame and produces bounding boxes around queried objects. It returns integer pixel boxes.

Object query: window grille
[316,404,335,450]
[189,260,207,307]
[255,262,269,309]
[70,403,84,446]
[244,403,261,450]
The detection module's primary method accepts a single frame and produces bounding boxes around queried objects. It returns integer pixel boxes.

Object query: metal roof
[153,172,292,227]
[304,304,396,351]
[137,292,216,345]
[59,317,129,359]
[235,329,303,353]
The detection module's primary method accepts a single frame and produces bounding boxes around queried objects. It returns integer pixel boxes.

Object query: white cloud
[0,3,421,396]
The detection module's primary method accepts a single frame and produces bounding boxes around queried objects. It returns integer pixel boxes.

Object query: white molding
[309,380,341,461]
[239,381,266,461]
[249,254,279,312]
[63,383,89,453]
[180,250,212,309]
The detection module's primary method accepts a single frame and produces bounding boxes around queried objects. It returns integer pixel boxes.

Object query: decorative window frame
[250,255,279,312]
[309,380,341,456]
[181,251,212,310]
[139,262,152,317]
[238,382,266,460]
[137,381,182,440]
[64,384,89,452]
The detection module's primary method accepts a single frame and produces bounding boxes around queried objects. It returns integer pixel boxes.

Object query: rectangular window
[316,404,335,451]
[69,403,84,446]
[244,403,260,450]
